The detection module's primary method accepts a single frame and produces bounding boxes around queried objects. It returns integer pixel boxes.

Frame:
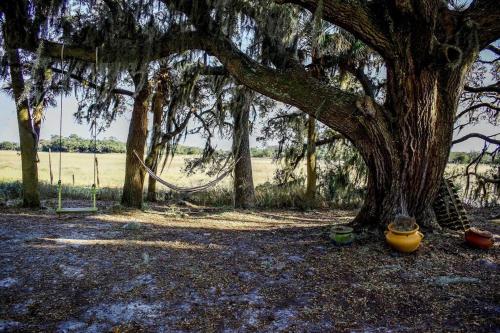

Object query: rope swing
[56,46,99,213]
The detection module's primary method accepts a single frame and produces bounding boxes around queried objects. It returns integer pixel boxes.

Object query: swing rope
[91,47,98,208]
[56,45,99,213]
[57,44,64,210]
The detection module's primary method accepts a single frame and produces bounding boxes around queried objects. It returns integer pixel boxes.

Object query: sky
[0,0,497,153]
[0,91,496,152]
[0,93,246,151]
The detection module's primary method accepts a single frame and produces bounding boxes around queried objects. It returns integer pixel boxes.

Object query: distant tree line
[1,137,496,164]
[0,141,20,151]
[0,135,128,153]
[37,135,126,153]
[250,147,275,158]
[0,135,277,157]
[449,151,499,165]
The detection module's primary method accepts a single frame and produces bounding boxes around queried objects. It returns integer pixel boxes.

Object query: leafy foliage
[0,141,20,151]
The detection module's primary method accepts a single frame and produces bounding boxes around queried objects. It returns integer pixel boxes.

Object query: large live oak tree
[171,0,500,227]
[3,0,499,226]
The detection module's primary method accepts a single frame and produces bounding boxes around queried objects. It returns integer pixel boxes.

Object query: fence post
[48,148,53,185]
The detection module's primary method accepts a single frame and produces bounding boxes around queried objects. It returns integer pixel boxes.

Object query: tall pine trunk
[232,89,255,209]
[121,73,150,208]
[7,48,40,208]
[304,116,317,205]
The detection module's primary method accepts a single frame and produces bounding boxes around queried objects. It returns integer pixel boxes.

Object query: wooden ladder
[432,179,470,231]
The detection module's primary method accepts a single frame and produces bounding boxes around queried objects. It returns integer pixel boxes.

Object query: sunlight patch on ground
[91,210,333,231]
[40,237,224,250]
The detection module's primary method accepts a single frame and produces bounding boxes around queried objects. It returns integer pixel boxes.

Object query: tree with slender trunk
[5,48,40,208]
[304,115,317,205]
[145,70,169,202]
[232,88,256,208]
[145,105,163,202]
[121,71,150,208]
[144,66,199,202]
[2,4,40,207]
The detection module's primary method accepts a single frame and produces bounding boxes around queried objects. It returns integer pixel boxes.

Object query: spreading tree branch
[486,44,500,56]
[10,1,377,142]
[455,102,500,120]
[452,132,500,146]
[49,67,134,96]
[274,0,394,59]
[315,134,343,146]
[464,0,500,49]
[466,172,500,184]
[464,82,500,93]
[307,55,376,98]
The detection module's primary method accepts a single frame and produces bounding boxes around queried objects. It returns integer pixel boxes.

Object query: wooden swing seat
[56,207,98,214]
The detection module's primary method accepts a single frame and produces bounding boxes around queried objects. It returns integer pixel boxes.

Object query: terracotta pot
[385,223,423,253]
[465,228,493,249]
[330,226,354,245]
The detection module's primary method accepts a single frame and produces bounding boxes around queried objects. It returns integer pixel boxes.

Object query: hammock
[133,150,234,193]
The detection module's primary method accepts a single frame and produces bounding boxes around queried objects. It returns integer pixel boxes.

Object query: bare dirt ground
[0,201,499,332]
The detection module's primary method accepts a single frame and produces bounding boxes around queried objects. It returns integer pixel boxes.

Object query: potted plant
[385,215,424,253]
[330,225,354,245]
[465,228,493,249]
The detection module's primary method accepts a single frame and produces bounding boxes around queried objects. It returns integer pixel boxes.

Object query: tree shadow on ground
[0,204,498,332]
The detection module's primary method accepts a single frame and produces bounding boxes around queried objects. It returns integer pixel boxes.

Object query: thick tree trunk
[121,74,150,208]
[7,48,40,208]
[304,116,317,205]
[232,89,256,209]
[351,60,471,229]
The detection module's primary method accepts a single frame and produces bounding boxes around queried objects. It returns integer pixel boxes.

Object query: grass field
[1,150,496,205]
[1,150,495,187]
[0,150,279,188]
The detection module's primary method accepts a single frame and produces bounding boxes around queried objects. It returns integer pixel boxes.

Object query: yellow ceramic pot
[385,223,424,253]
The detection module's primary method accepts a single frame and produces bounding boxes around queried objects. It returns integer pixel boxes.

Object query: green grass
[0,150,278,188]
[0,150,287,208]
[3,150,494,208]
[0,150,331,208]
[0,180,122,203]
